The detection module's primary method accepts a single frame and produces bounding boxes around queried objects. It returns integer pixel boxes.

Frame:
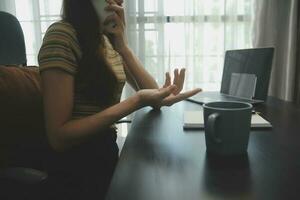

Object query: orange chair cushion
[0,66,45,146]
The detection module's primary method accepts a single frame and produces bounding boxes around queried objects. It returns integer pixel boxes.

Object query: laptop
[187,47,274,105]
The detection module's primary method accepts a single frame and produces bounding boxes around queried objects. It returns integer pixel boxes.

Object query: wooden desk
[106,97,300,200]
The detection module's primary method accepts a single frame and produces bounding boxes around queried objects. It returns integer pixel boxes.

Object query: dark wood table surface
[106,97,300,200]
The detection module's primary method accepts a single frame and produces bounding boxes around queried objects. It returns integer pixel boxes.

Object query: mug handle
[207,113,222,144]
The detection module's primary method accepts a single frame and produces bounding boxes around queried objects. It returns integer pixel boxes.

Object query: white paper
[229,73,257,99]
[183,111,272,129]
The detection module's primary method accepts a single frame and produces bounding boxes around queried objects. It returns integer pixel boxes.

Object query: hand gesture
[103,0,128,53]
[137,69,202,109]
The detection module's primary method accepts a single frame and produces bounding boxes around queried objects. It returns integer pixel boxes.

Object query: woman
[38,0,201,199]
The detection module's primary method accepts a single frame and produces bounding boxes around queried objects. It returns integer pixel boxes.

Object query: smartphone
[91,0,115,27]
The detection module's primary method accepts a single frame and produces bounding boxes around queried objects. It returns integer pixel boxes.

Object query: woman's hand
[113,0,124,9]
[136,69,202,109]
[103,0,128,54]
[136,85,178,109]
[163,68,186,95]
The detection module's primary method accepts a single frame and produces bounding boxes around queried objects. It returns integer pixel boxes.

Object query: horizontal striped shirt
[38,21,126,120]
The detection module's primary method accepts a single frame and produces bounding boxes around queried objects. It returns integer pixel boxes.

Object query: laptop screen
[220,48,274,101]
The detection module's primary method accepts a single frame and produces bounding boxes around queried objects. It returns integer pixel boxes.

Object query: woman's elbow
[47,131,68,152]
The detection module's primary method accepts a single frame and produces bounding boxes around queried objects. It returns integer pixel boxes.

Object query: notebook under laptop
[188,47,274,105]
[183,110,272,129]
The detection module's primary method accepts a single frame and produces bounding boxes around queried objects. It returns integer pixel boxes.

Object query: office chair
[0,12,47,199]
[0,11,27,66]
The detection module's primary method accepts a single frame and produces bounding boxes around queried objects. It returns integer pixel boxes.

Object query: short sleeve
[38,22,80,75]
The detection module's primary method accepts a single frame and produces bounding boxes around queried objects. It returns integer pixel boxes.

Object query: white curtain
[0,0,16,15]
[253,0,299,102]
[125,0,254,91]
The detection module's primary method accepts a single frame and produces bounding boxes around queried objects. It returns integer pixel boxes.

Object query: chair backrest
[0,11,27,66]
[0,65,46,168]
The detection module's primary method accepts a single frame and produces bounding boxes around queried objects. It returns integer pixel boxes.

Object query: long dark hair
[62,0,117,106]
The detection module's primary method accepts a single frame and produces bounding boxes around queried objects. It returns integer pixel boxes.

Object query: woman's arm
[104,1,158,90]
[120,48,159,90]
[41,69,177,152]
[105,2,189,93]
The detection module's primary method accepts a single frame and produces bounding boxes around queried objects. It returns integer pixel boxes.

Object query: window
[11,0,253,91]
[125,0,254,91]
[13,0,62,65]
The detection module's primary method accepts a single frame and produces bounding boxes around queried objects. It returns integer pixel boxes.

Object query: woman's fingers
[163,72,171,88]
[177,68,186,92]
[106,0,117,5]
[105,4,124,16]
[158,85,177,99]
[173,69,179,86]
[116,0,124,6]
[172,68,185,95]
[105,3,125,24]
[162,88,202,106]
[162,68,186,94]
[178,68,185,89]
[172,69,179,94]
[180,88,202,99]
[107,0,123,6]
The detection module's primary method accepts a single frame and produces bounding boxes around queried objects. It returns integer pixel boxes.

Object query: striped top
[38,21,126,120]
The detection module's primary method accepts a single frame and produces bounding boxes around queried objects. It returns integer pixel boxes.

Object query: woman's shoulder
[39,21,81,75]
[47,21,75,33]
[44,20,78,43]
